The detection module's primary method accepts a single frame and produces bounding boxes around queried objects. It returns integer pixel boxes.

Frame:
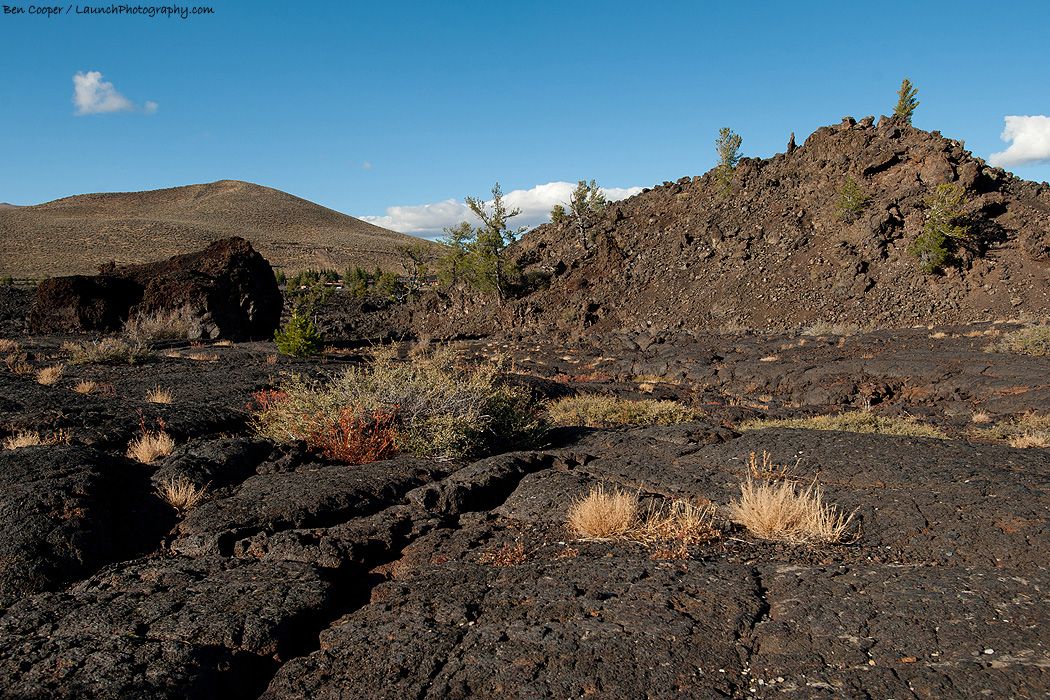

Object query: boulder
[27,237,281,340]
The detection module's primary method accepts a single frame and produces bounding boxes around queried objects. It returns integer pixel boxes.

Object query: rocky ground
[0,284,1046,698]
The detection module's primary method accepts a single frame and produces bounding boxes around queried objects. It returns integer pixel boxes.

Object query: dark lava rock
[27,237,281,340]
[263,558,763,699]
[27,275,142,334]
[0,445,166,608]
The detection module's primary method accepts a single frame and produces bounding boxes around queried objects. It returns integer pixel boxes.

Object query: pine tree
[714,127,742,193]
[568,179,606,250]
[464,182,523,301]
[893,78,919,124]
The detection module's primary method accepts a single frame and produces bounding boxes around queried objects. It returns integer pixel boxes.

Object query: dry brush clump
[127,429,175,463]
[567,485,718,554]
[547,395,700,428]
[146,387,173,404]
[123,306,194,343]
[73,380,100,394]
[988,326,1050,357]
[2,429,70,450]
[63,338,153,365]
[35,364,63,386]
[739,411,948,439]
[157,476,208,511]
[729,476,854,544]
[251,347,541,462]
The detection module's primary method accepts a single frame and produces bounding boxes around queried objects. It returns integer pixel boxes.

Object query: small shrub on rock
[547,395,700,427]
[836,176,870,222]
[63,338,153,365]
[274,310,323,357]
[989,325,1050,357]
[251,347,541,461]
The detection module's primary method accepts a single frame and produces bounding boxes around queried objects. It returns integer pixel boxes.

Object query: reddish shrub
[247,389,287,412]
[307,408,398,464]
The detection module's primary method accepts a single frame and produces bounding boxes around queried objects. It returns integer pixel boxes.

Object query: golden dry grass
[547,395,700,428]
[637,498,718,546]
[567,485,639,539]
[157,476,207,511]
[2,429,70,450]
[747,450,794,480]
[265,353,279,365]
[63,338,152,365]
[146,387,173,404]
[4,350,33,375]
[0,339,19,353]
[186,352,219,362]
[970,411,992,424]
[127,430,175,463]
[123,306,194,342]
[729,477,855,544]
[73,380,100,394]
[35,364,63,386]
[739,412,948,439]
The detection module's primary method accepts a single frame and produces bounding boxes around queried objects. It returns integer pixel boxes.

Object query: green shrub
[836,176,870,222]
[274,310,323,357]
[989,326,1050,357]
[374,272,405,301]
[274,270,287,286]
[251,347,542,459]
[0,276,13,286]
[909,183,969,274]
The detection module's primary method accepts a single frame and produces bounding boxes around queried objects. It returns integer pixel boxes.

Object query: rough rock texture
[28,237,281,340]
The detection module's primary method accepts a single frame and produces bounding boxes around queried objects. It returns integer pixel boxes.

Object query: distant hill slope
[503,117,1050,332]
[0,180,427,278]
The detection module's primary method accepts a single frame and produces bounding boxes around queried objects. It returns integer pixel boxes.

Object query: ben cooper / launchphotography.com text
[2,4,214,18]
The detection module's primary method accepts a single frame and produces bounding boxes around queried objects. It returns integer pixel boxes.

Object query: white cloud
[988,115,1050,167]
[360,181,645,238]
[361,161,373,171]
[72,71,157,115]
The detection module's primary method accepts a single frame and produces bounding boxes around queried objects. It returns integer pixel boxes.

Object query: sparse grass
[988,326,1050,357]
[146,387,173,404]
[2,429,70,450]
[637,498,718,546]
[35,364,63,386]
[123,306,194,343]
[567,484,639,539]
[73,380,100,394]
[251,347,541,461]
[63,338,153,365]
[4,350,33,375]
[739,412,948,439]
[801,321,862,337]
[747,450,795,480]
[977,413,1050,449]
[186,352,219,362]
[547,395,700,428]
[157,476,208,511]
[126,430,175,463]
[729,477,855,544]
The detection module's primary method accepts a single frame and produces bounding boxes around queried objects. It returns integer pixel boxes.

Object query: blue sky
[1,0,1048,236]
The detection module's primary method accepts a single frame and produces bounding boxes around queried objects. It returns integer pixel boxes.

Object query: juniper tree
[893,78,919,124]
[568,179,607,251]
[437,221,473,286]
[714,127,743,193]
[464,182,524,301]
[396,241,434,298]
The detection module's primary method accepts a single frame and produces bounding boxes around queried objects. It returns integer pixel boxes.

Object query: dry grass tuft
[36,364,63,386]
[265,353,279,365]
[638,498,718,546]
[4,350,33,375]
[970,411,992,424]
[157,476,208,511]
[126,430,175,463]
[567,484,639,539]
[547,395,700,428]
[739,412,947,439]
[186,352,219,362]
[730,477,854,544]
[146,387,173,404]
[63,338,152,365]
[747,450,795,480]
[213,339,233,347]
[123,306,194,343]
[0,339,20,353]
[988,326,1050,357]
[801,321,862,337]
[73,380,100,394]
[2,429,70,450]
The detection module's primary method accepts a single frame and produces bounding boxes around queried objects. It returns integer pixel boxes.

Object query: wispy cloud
[72,71,157,115]
[361,181,645,237]
[988,115,1050,167]
[361,160,373,171]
